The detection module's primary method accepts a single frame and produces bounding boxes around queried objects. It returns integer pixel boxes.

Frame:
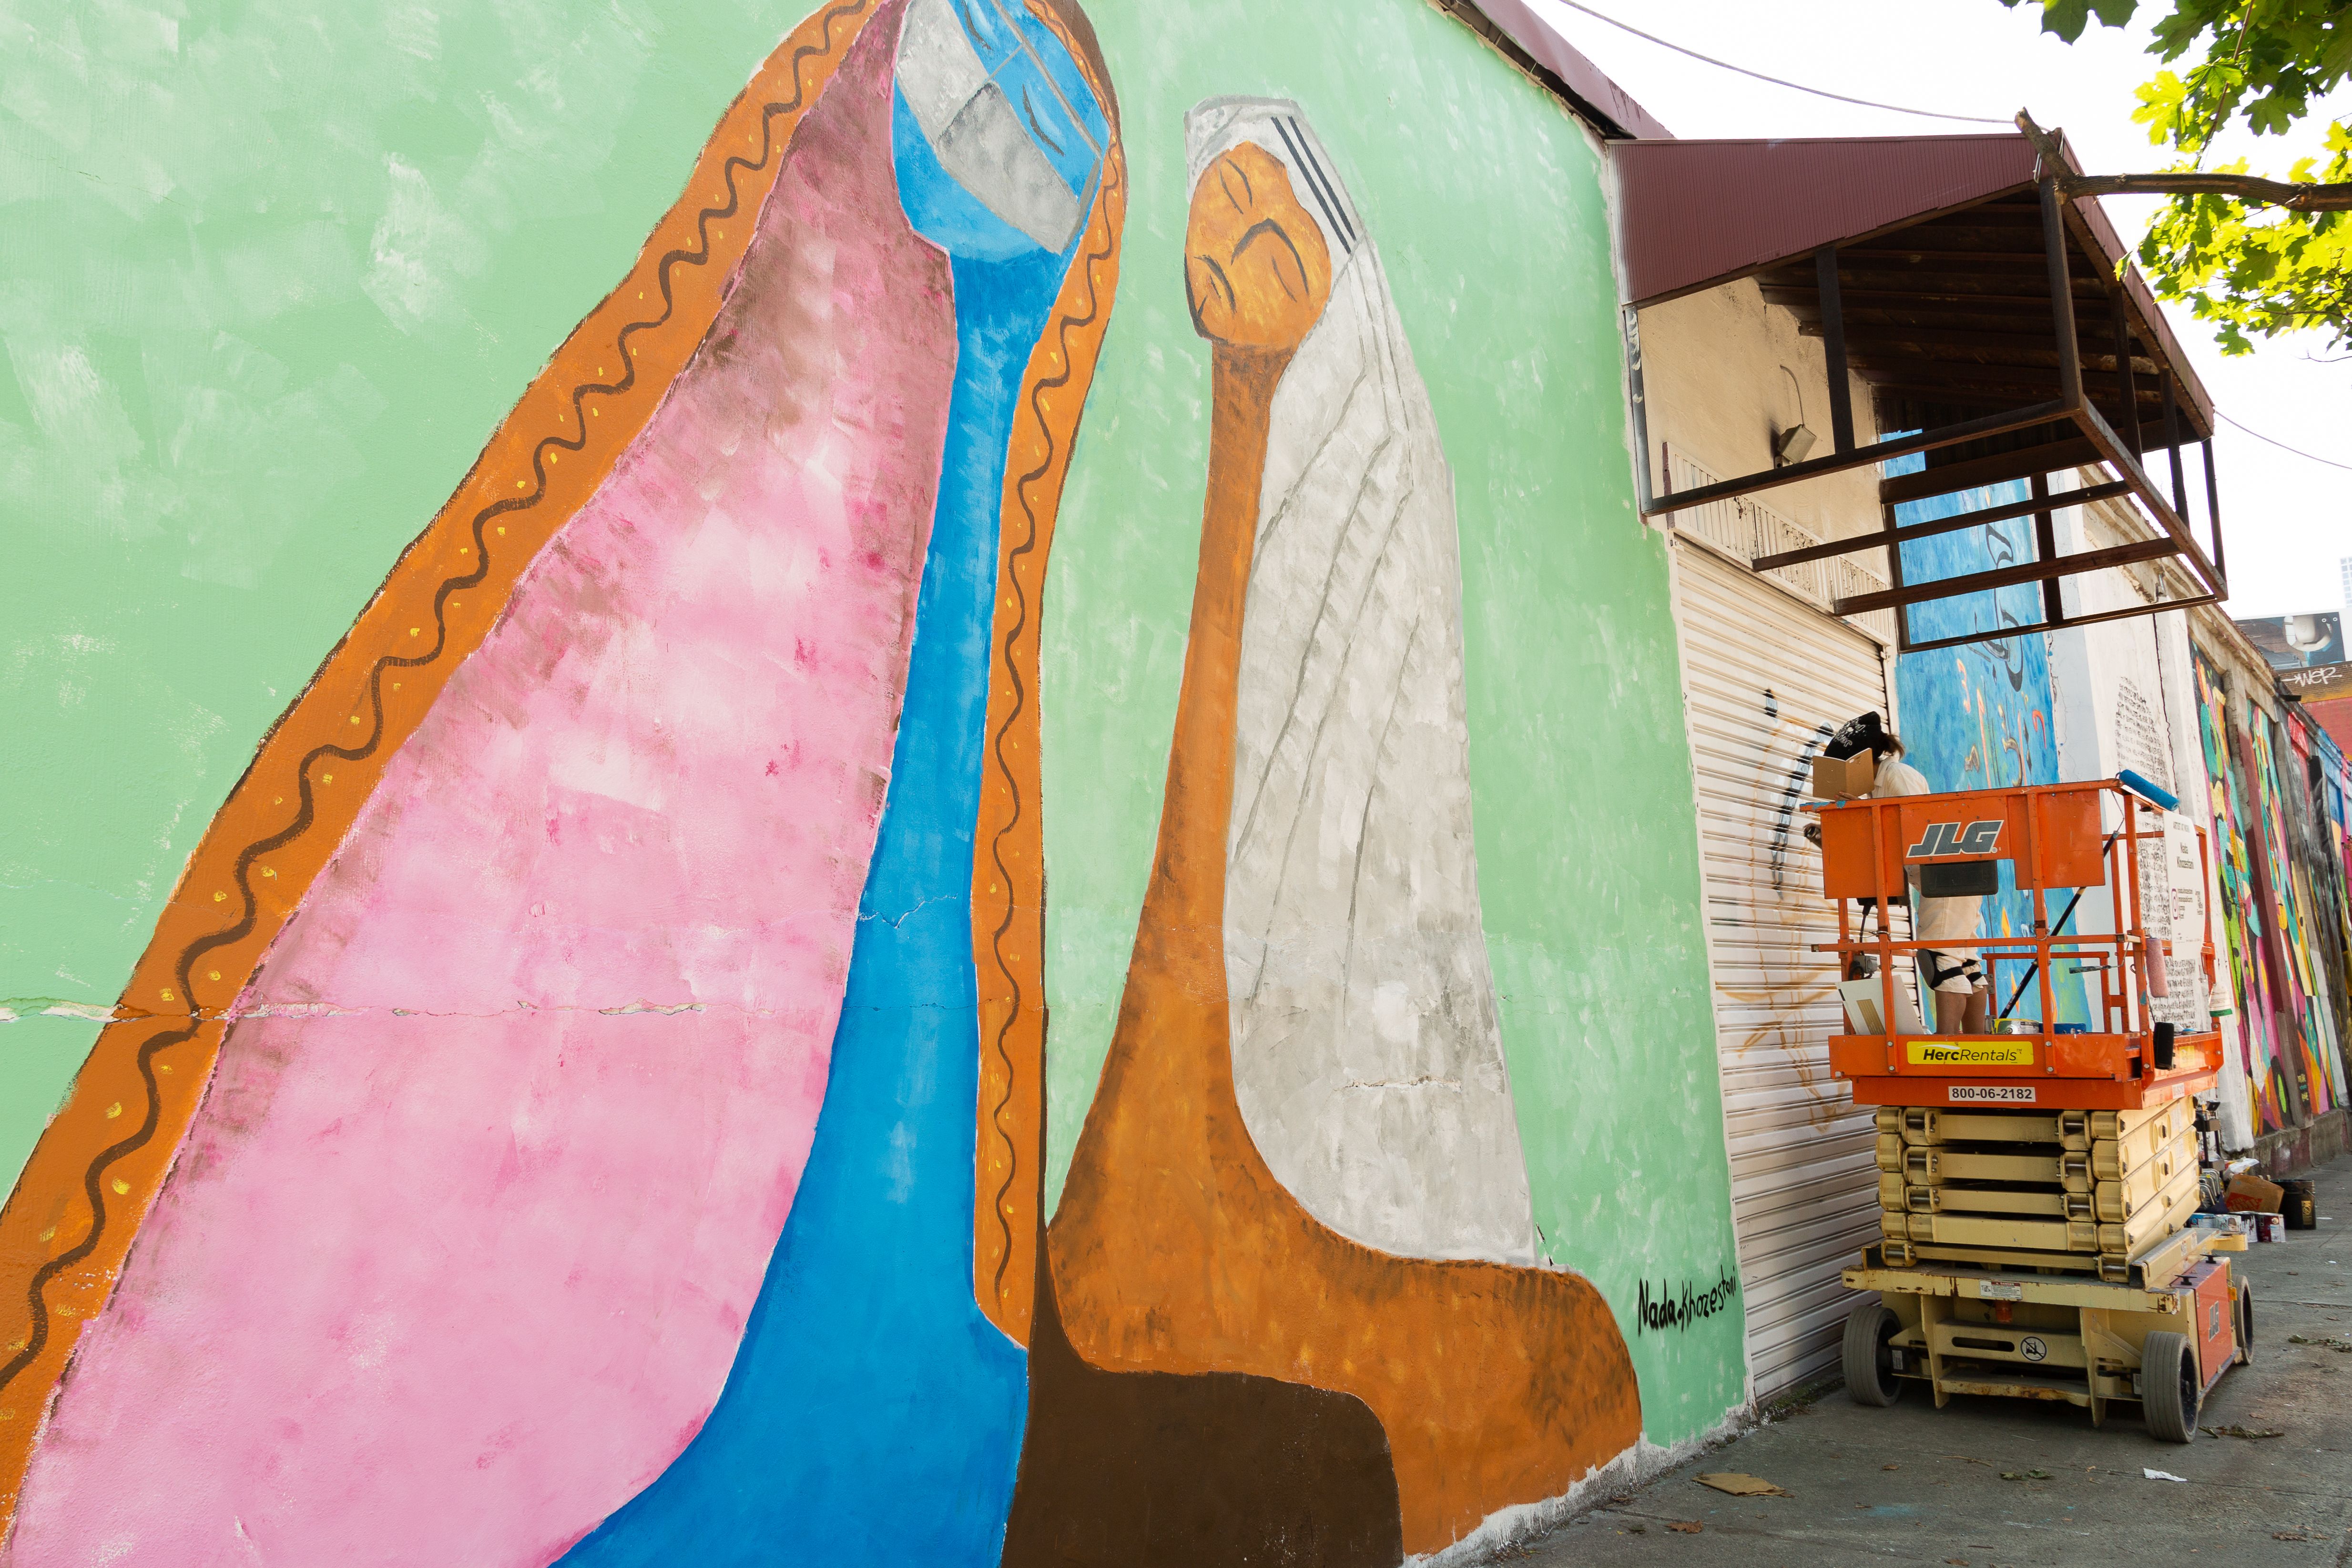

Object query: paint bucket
[2283,1179,2318,1231]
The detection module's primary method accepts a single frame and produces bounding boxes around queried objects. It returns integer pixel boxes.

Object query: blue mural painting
[560,3,1109,1562]
[1884,458,2089,1026]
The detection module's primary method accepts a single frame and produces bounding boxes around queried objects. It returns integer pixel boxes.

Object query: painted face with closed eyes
[1184,143,1332,352]
[894,0,1106,261]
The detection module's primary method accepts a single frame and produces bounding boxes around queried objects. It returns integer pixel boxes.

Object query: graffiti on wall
[2194,651,2352,1133]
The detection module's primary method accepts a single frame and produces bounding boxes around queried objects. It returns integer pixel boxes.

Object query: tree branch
[2015,111,2352,212]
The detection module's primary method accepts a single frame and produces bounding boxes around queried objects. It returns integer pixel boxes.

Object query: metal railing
[1664,448,1898,644]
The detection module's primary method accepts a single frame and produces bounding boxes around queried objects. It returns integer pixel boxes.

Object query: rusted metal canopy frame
[1629,176,2228,652]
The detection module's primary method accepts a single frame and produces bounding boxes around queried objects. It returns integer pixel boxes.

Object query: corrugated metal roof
[1614,132,2215,433]
[1616,135,2038,306]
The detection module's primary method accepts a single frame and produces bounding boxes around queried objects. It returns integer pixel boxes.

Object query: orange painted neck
[1139,346,1291,961]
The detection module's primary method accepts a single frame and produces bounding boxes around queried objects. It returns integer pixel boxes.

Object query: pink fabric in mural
[7,14,952,1568]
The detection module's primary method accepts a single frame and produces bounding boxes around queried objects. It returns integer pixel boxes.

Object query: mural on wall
[1034,98,1638,1562]
[0,0,1125,1560]
[2198,652,2291,1129]
[2193,652,2352,1133]
[2255,712,2351,1115]
[1885,470,2085,1026]
[0,0,1751,1562]
[2238,610,2346,672]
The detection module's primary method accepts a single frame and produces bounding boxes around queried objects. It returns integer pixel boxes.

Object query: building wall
[2310,694,2352,755]
[1636,277,1882,542]
[0,1,1743,1561]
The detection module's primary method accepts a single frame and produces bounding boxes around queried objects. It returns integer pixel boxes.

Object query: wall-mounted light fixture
[1773,423,1817,466]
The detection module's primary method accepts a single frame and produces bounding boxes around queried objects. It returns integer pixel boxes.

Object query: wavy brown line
[982,151,1125,1306]
[0,0,874,1406]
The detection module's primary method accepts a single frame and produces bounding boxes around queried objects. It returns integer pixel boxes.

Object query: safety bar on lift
[1800,777,2218,1042]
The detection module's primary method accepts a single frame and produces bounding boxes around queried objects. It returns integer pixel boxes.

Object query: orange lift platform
[1811,775,2221,1113]
[1807,775,2251,1441]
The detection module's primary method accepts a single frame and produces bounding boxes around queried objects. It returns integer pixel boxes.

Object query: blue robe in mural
[562,5,1106,1561]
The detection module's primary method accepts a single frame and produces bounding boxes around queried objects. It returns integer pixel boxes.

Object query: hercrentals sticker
[1906,1039,2035,1067]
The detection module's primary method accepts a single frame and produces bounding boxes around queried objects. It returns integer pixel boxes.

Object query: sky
[1527,0,2351,619]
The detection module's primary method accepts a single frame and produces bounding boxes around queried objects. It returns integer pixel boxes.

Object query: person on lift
[1806,711,1991,1036]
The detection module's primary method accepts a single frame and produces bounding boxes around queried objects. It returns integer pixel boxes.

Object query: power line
[1542,0,2014,125]
[2218,409,2352,471]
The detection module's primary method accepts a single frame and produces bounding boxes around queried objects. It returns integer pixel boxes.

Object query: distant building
[2237,609,2347,671]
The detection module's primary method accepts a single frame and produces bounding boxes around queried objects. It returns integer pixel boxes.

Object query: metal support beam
[1897,594,2220,655]
[2161,375,2189,518]
[2110,295,2141,458]
[1753,480,2130,572]
[1640,400,2071,517]
[1817,245,1855,453]
[1834,536,2182,617]
[2074,399,2220,586]
[2041,178,2083,410]
[2032,472,2064,628]
[1880,434,2098,506]
[1883,505,1907,648]
[2203,438,2226,584]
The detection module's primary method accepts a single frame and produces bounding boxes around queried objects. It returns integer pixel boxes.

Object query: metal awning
[1616,132,2227,654]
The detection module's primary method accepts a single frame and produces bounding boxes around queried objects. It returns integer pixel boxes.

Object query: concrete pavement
[1517,1154,2352,1567]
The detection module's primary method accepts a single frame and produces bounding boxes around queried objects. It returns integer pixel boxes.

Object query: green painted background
[1,0,1745,1447]
[1041,4,1745,1445]
[0,0,808,1179]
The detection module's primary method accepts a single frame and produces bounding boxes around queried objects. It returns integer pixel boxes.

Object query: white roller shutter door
[1668,535,1892,1400]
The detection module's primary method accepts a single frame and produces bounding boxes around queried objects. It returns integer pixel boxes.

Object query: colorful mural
[1884,467,2086,1027]
[0,0,1745,1562]
[2192,650,2352,1133]
[1037,102,1638,1558]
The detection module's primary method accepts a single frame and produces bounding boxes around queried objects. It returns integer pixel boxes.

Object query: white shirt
[1868,755,1980,949]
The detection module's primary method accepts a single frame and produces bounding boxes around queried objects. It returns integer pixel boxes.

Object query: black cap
[1824,710,1892,761]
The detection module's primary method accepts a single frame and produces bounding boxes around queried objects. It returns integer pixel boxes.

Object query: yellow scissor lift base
[1840,1222,2251,1441]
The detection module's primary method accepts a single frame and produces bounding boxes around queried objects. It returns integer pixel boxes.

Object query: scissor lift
[1807,777,2250,1440]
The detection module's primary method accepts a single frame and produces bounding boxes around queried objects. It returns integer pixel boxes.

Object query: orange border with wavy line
[0,0,876,1529]
[968,14,1125,1343]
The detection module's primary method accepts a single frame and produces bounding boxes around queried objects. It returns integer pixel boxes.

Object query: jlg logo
[1904,819,2003,857]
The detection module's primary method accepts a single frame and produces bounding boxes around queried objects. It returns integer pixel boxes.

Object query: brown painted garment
[0,0,882,1528]
[1047,148,1643,1556]
[1004,1188,1405,1568]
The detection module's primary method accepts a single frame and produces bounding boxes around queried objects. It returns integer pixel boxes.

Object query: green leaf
[2035,0,2352,353]
[2041,0,2096,41]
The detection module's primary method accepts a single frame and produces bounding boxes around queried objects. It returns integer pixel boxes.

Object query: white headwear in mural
[1188,97,1539,1265]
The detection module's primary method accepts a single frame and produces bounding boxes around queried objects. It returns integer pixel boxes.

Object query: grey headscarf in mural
[1189,96,1539,1266]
